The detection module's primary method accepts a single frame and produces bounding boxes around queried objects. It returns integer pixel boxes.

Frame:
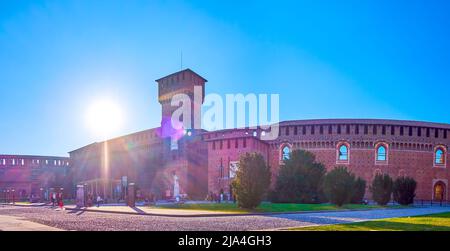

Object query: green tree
[270,150,326,203]
[232,153,271,209]
[351,177,367,204]
[393,176,417,205]
[322,166,356,207]
[371,173,393,206]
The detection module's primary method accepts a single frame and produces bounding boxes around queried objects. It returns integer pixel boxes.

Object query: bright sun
[86,98,124,138]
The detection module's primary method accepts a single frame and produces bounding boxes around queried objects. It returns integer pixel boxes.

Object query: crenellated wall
[0,155,70,200]
[205,119,450,200]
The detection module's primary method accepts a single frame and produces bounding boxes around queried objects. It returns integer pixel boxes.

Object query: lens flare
[86,98,123,137]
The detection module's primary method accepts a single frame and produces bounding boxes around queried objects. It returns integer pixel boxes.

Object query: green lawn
[290,212,450,231]
[151,202,398,213]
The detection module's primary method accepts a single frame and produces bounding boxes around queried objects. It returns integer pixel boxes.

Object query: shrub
[231,153,271,209]
[322,166,356,207]
[393,176,417,205]
[351,177,367,204]
[371,173,393,206]
[270,150,326,203]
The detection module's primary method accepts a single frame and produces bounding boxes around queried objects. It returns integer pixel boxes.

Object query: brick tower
[156,68,207,134]
[155,69,208,200]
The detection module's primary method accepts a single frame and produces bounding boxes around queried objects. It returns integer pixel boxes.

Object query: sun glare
[86,98,124,138]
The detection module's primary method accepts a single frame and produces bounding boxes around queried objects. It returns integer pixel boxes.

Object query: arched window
[435,148,445,165]
[338,145,348,161]
[377,145,387,161]
[434,181,446,201]
[282,146,291,160]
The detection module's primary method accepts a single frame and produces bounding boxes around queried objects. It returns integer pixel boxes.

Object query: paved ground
[63,205,237,216]
[0,205,449,231]
[0,214,62,231]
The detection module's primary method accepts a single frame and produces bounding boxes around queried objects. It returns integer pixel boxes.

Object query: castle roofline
[68,127,161,154]
[279,118,450,129]
[155,68,207,83]
[0,154,69,159]
[200,118,450,136]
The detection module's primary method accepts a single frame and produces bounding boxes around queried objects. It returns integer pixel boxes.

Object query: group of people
[143,193,157,205]
[84,194,106,207]
[206,191,234,203]
[50,192,64,209]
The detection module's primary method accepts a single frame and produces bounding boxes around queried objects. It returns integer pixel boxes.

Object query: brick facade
[61,70,450,201]
[0,155,70,200]
[205,120,450,200]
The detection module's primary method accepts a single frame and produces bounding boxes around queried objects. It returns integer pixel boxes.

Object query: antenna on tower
[180,50,183,70]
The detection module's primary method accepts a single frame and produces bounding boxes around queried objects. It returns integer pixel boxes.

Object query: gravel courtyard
[1,205,450,231]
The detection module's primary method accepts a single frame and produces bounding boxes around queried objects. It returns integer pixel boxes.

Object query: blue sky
[1,0,449,156]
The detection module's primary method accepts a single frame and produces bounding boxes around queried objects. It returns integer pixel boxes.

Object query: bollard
[127,183,135,207]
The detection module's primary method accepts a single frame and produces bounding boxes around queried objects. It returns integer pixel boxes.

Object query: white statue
[173,174,180,199]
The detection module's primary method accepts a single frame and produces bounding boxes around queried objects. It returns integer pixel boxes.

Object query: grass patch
[290,212,450,231]
[12,201,32,205]
[151,202,398,213]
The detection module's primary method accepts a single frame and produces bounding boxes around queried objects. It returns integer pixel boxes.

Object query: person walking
[51,192,56,207]
[96,195,102,207]
[58,193,64,210]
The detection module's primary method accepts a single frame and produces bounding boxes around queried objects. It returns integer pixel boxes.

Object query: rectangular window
[328,125,332,134]
[212,141,216,150]
[346,125,350,134]
[302,126,306,135]
[337,125,341,134]
[418,127,422,137]
[170,137,178,151]
[373,126,377,135]
[227,139,230,149]
[320,126,324,134]
[382,126,386,135]
[285,127,289,136]
[426,128,430,137]
[294,127,298,135]
[435,129,439,138]
[409,127,413,136]
[219,140,223,150]
[391,126,395,135]
[235,139,238,148]
[364,125,368,135]
[400,127,404,136]
[243,138,247,148]
[445,130,448,139]
[355,125,359,135]
[311,126,315,135]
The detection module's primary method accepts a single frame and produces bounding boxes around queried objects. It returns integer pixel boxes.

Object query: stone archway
[433,181,446,201]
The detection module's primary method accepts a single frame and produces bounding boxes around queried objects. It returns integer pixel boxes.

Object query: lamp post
[60,188,64,204]
[40,188,44,203]
[11,189,15,204]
